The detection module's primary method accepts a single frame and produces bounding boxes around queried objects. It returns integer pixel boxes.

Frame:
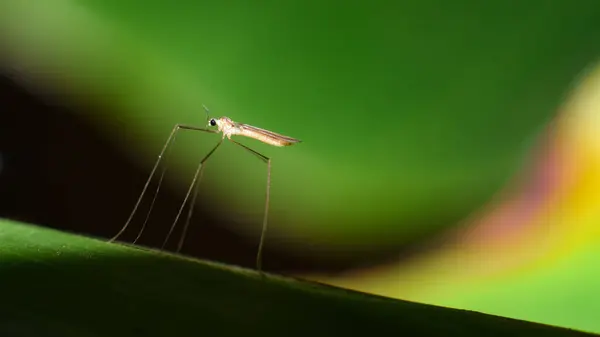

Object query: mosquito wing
[236,123,301,147]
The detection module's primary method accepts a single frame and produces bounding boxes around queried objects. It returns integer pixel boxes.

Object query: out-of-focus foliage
[309,63,600,333]
[1,0,600,333]
[2,0,597,253]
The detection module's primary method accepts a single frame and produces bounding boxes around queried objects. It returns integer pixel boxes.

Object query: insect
[109,105,301,272]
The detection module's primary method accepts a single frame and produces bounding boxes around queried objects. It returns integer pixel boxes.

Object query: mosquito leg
[133,134,176,245]
[229,139,271,273]
[110,124,217,243]
[176,161,205,252]
[162,138,224,249]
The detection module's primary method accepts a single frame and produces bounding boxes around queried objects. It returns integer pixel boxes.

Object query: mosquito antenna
[202,104,211,124]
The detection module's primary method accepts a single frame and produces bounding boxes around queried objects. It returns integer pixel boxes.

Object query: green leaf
[0,218,595,337]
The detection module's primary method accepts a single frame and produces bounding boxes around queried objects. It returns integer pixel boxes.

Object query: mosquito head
[207,117,229,133]
[203,104,225,131]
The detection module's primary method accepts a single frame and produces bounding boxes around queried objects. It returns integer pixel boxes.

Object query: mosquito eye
[210,119,216,126]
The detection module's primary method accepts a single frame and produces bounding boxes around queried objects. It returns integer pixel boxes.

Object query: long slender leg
[162,138,224,249]
[133,134,176,244]
[110,124,217,243]
[229,139,271,273]
[176,161,205,252]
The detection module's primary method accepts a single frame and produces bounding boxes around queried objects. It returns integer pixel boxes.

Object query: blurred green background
[1,0,600,333]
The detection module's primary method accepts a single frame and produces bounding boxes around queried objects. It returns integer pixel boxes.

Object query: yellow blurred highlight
[302,61,600,304]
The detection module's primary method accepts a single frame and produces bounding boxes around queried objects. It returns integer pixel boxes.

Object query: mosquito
[109,105,301,272]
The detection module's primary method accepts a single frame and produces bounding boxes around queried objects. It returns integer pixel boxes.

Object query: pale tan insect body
[111,106,301,273]
[212,116,301,147]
